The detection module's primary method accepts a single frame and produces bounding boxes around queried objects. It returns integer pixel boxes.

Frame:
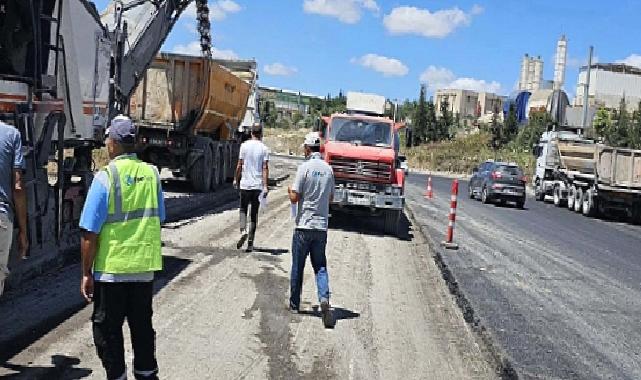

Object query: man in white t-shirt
[233,124,269,252]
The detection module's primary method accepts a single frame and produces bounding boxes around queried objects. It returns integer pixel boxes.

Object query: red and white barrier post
[424,176,433,199]
[441,179,460,250]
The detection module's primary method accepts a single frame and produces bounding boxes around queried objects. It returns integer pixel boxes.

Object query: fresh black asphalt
[406,172,641,380]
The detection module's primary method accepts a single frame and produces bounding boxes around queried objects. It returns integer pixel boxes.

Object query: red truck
[321,92,405,235]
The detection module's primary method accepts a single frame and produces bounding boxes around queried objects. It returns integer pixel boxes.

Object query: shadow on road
[0,355,92,380]
[253,247,289,255]
[0,256,191,372]
[329,209,414,241]
[298,306,360,329]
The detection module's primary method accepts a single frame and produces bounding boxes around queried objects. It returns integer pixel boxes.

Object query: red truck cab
[322,111,405,235]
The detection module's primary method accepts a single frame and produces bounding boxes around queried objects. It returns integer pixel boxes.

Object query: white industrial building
[573,63,641,109]
[518,54,544,91]
[517,35,567,93]
[435,89,505,121]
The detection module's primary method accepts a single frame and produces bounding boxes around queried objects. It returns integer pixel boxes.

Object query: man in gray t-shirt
[287,132,335,328]
[0,121,28,297]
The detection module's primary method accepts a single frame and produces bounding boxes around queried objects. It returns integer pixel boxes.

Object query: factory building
[434,89,505,122]
[573,63,641,109]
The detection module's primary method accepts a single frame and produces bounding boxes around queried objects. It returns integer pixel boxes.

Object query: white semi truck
[533,130,641,221]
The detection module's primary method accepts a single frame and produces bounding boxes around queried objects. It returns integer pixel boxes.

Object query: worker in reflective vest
[79,115,165,380]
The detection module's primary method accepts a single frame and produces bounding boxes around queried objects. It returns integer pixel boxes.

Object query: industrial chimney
[554,35,567,91]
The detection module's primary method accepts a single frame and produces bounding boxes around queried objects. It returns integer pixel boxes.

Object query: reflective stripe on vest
[106,162,160,223]
[94,157,162,274]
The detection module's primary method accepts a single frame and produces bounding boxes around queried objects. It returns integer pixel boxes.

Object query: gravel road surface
[0,158,497,379]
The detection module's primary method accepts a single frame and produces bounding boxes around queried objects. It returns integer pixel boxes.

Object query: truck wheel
[209,147,219,191]
[468,186,475,199]
[218,148,226,185]
[535,180,545,201]
[567,186,576,210]
[516,197,525,209]
[383,210,401,236]
[190,139,213,193]
[574,187,584,213]
[553,186,563,207]
[481,187,490,204]
[582,189,595,217]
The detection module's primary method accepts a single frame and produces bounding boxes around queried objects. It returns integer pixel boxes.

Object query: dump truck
[129,53,257,192]
[533,130,641,221]
[321,92,405,235]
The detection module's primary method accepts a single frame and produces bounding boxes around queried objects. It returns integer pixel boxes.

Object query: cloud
[351,54,408,77]
[383,5,482,38]
[617,54,641,68]
[184,0,241,21]
[172,41,239,60]
[264,63,298,76]
[303,0,379,24]
[419,65,502,93]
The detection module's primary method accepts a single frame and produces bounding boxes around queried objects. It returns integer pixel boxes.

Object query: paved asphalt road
[406,172,641,380]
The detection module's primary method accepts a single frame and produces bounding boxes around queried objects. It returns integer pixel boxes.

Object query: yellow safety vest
[94,156,162,273]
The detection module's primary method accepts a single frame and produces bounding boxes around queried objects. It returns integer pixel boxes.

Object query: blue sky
[93,0,641,101]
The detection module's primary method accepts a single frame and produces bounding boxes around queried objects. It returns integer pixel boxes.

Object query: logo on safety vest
[125,174,150,186]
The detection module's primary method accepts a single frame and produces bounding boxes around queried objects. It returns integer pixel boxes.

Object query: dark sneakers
[320,300,334,328]
[246,241,254,253]
[237,230,248,250]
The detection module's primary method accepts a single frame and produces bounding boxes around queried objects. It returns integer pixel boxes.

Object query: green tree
[438,97,453,140]
[609,97,630,147]
[629,101,641,149]
[503,104,519,143]
[413,84,428,145]
[592,107,611,142]
[489,104,502,150]
[511,110,551,152]
[426,101,437,142]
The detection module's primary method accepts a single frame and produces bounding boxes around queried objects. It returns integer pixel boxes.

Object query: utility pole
[581,46,594,135]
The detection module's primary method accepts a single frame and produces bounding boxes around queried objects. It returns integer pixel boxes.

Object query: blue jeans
[290,229,329,309]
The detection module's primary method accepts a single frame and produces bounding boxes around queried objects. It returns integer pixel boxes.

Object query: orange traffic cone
[424,176,433,199]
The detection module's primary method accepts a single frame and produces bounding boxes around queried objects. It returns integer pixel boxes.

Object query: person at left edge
[79,115,165,380]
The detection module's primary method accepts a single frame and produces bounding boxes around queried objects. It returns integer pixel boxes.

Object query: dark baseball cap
[106,115,136,143]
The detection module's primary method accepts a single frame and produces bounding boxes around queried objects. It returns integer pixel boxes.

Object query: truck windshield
[328,118,392,147]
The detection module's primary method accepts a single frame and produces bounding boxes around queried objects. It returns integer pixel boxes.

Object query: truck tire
[190,140,213,193]
[574,187,584,213]
[535,179,545,201]
[218,147,226,185]
[210,147,221,190]
[481,187,490,204]
[567,186,576,210]
[383,210,401,236]
[553,186,564,207]
[582,189,595,217]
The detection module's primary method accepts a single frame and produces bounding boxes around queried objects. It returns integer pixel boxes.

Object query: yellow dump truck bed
[129,52,252,140]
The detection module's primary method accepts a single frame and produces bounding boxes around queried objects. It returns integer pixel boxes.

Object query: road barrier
[424,176,433,199]
[441,179,459,250]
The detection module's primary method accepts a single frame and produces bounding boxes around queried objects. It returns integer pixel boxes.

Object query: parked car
[468,161,527,208]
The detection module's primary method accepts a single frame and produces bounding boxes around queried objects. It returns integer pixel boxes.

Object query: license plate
[349,194,372,206]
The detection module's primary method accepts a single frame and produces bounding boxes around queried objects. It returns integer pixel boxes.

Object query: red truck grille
[330,158,391,182]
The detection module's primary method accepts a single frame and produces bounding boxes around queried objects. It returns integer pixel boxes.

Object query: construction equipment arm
[105,0,212,118]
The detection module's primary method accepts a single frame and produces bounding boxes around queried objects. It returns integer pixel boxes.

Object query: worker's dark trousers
[239,189,261,244]
[92,281,158,380]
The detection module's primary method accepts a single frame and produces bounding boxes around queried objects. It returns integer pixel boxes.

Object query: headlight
[391,185,402,196]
